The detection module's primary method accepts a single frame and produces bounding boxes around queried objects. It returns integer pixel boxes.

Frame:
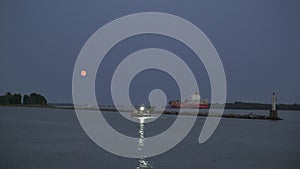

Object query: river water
[0,107,299,169]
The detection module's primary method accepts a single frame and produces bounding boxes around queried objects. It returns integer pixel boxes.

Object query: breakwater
[162,111,282,120]
[70,106,282,121]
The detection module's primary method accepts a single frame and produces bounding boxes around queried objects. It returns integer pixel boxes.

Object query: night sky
[0,0,299,104]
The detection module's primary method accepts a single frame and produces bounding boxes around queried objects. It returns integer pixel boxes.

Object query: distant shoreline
[1,101,300,111]
[0,104,291,121]
[50,101,300,111]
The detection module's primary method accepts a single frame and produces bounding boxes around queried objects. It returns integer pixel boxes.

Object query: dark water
[0,107,299,169]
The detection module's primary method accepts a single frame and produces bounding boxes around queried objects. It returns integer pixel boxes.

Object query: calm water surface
[0,107,299,169]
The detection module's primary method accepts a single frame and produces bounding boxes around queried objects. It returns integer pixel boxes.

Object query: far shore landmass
[0,102,300,120]
[0,103,286,120]
[2,92,300,120]
[49,101,300,111]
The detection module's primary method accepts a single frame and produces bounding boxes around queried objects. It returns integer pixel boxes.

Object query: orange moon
[80,70,87,77]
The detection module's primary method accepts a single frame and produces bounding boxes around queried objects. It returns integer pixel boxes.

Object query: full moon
[80,70,87,77]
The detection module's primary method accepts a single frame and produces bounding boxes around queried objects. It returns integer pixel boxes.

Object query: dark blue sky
[0,0,299,104]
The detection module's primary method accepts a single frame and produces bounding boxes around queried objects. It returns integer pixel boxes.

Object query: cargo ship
[168,92,209,109]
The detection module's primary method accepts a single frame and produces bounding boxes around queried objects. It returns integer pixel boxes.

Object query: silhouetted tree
[12,94,22,104]
[0,95,9,105]
[6,92,12,104]
[0,92,47,106]
[29,93,37,104]
[23,95,30,104]
[0,92,22,105]
[29,93,47,106]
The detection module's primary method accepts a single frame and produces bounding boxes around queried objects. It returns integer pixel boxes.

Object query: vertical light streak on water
[136,117,153,169]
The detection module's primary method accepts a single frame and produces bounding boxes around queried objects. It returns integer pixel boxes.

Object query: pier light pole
[269,92,281,120]
[272,92,277,111]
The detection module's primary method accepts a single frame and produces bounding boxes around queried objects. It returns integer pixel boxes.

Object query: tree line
[0,92,47,106]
